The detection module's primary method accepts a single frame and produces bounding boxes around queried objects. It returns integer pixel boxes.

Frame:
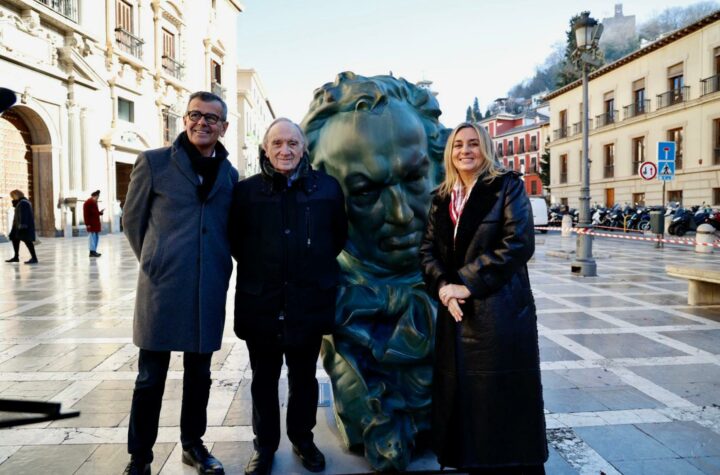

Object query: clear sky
[236,0,706,127]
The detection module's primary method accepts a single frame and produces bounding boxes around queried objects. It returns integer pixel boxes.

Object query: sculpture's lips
[379,231,422,251]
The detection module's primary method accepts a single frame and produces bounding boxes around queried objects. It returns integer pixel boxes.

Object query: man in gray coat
[122,91,238,475]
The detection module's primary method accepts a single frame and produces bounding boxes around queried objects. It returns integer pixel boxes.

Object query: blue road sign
[657,141,676,181]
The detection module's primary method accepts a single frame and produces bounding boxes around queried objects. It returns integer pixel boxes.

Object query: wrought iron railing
[559,172,568,184]
[623,100,650,120]
[657,86,689,109]
[604,165,614,178]
[162,55,184,80]
[595,110,617,128]
[553,127,569,140]
[34,0,78,22]
[701,74,720,96]
[115,27,144,58]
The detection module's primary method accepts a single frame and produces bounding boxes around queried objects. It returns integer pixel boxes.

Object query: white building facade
[236,67,274,179]
[0,0,243,238]
[546,11,720,209]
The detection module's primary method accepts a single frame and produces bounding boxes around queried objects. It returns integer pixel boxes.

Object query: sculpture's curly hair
[300,72,449,184]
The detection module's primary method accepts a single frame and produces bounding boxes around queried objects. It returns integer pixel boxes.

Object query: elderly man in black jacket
[229,118,347,475]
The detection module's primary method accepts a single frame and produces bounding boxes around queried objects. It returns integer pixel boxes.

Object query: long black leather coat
[419,171,547,469]
[9,198,35,242]
[229,165,347,346]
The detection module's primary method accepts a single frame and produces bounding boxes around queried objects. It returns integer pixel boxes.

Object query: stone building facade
[545,11,720,209]
[236,67,274,179]
[0,0,242,238]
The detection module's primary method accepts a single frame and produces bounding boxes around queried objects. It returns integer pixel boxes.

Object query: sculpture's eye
[350,185,381,206]
[355,99,372,111]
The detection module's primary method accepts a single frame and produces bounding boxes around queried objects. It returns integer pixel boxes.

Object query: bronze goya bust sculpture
[301,72,448,471]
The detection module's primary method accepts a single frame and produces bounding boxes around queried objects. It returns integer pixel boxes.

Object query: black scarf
[179,132,227,201]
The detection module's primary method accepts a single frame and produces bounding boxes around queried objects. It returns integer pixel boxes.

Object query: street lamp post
[570,12,603,277]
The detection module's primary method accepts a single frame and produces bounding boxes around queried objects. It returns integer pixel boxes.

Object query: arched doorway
[0,106,54,237]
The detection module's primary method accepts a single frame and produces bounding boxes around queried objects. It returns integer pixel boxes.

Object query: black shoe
[292,441,325,472]
[182,444,224,474]
[123,459,151,475]
[24,258,38,264]
[89,251,101,257]
[5,257,18,263]
[244,449,273,475]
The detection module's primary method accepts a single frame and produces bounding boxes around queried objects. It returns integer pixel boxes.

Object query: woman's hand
[438,284,470,307]
[447,297,463,322]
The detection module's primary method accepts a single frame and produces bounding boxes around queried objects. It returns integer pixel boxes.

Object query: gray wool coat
[123,136,239,353]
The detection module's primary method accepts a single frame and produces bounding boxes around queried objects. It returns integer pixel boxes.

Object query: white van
[529,197,548,232]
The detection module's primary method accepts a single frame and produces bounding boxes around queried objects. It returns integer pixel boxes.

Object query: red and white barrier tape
[535,226,720,248]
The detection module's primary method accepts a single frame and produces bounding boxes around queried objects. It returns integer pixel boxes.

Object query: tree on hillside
[556,11,606,87]
[466,106,474,122]
[472,97,482,122]
[639,2,718,41]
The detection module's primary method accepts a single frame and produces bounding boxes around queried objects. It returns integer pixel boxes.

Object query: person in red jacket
[83,190,104,257]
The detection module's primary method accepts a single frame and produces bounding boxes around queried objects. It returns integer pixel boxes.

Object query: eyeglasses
[185,110,223,125]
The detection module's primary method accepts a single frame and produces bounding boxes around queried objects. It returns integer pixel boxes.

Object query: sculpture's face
[313,101,431,271]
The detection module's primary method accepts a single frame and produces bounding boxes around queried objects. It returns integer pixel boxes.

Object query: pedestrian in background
[230,118,347,475]
[122,91,238,475]
[5,189,38,265]
[83,190,104,258]
[419,122,547,474]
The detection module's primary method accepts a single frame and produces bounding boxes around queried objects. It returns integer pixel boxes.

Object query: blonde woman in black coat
[420,123,547,474]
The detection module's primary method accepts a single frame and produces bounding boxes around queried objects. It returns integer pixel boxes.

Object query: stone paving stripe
[0,344,38,366]
[92,343,139,372]
[608,367,695,408]
[547,427,621,475]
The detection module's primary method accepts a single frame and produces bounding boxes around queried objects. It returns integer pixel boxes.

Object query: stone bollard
[695,223,715,254]
[561,214,573,237]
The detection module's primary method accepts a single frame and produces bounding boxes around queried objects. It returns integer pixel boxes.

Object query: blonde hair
[438,122,505,197]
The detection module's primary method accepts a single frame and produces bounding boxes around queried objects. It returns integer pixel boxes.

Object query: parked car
[530,197,548,233]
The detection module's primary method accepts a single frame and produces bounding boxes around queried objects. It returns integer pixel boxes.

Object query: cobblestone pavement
[0,232,719,474]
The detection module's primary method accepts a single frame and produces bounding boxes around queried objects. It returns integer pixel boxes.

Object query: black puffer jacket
[419,171,547,469]
[229,159,347,346]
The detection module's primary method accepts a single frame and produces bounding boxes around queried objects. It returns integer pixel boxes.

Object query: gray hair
[262,117,307,151]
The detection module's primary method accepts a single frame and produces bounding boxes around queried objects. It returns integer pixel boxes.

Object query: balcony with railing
[34,0,78,22]
[657,86,689,109]
[553,127,569,140]
[115,28,144,58]
[623,100,650,120]
[211,81,226,99]
[595,110,617,128]
[604,165,614,178]
[701,74,720,96]
[162,55,184,80]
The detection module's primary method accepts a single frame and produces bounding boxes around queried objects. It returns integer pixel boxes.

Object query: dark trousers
[11,238,36,260]
[127,349,213,463]
[246,336,322,452]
